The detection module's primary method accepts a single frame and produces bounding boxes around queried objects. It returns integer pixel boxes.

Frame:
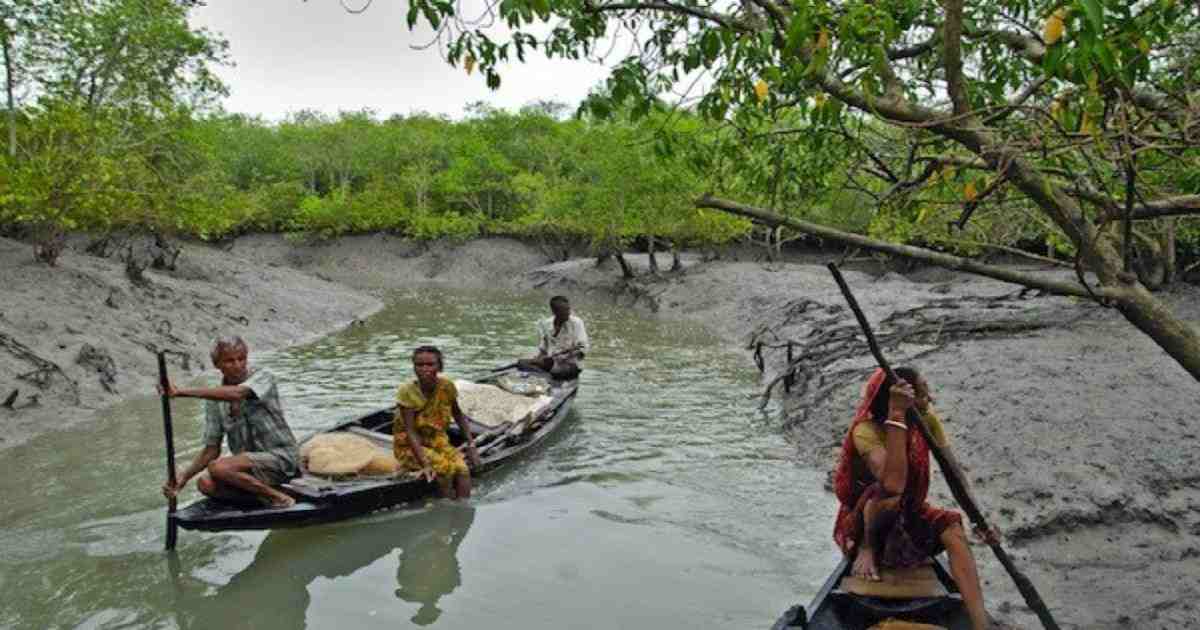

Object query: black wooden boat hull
[174,370,577,532]
[772,556,972,630]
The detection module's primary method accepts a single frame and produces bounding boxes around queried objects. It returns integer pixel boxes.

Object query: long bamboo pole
[826,262,1060,630]
[157,351,179,552]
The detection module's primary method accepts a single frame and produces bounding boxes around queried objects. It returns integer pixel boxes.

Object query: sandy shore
[3,233,1197,628]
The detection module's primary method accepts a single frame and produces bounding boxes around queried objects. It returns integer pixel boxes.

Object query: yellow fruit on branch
[963,181,978,202]
[1044,8,1067,45]
[816,28,830,50]
[754,79,769,103]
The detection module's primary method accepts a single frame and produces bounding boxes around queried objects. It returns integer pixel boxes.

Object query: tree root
[192,300,250,326]
[0,332,80,404]
[750,293,1090,413]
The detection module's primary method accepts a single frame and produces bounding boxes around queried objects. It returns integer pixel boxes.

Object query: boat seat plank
[839,564,948,599]
[343,425,393,447]
[284,475,339,499]
[868,620,948,630]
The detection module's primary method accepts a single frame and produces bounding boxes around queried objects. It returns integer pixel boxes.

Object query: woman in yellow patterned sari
[394,346,482,499]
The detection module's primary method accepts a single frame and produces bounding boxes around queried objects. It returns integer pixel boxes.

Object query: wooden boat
[772,556,972,629]
[173,366,578,532]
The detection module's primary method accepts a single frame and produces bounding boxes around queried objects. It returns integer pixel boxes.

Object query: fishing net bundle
[454,379,553,428]
[301,433,400,477]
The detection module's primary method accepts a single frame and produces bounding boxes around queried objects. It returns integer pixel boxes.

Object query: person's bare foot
[851,547,880,581]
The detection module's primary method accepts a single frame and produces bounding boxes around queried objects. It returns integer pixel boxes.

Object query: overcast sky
[189,1,616,120]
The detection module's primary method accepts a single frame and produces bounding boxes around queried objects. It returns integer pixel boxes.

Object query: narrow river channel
[0,290,838,629]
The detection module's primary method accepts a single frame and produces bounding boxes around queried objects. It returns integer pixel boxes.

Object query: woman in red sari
[833,367,996,630]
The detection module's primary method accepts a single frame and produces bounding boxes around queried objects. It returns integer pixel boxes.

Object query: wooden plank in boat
[343,425,392,447]
[868,620,948,630]
[840,563,948,599]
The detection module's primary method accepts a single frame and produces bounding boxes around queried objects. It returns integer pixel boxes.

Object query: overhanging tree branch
[1070,186,1200,222]
[587,2,748,31]
[695,194,1124,299]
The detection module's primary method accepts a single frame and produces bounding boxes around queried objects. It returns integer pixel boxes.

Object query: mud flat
[0,235,382,449]
[0,233,556,449]
[526,252,1200,629]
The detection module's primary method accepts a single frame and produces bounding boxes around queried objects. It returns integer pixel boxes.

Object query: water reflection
[179,504,475,629]
[394,505,475,625]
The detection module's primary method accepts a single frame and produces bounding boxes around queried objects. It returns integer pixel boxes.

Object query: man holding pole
[519,295,589,380]
[159,336,299,508]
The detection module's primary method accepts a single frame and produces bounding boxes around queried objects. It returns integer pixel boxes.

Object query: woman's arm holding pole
[826,262,1059,630]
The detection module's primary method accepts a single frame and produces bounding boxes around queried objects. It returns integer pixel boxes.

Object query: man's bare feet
[851,547,880,581]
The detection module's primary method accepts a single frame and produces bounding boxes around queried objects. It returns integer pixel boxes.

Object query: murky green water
[0,291,837,629]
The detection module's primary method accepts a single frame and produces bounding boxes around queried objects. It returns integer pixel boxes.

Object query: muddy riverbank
[3,232,1198,628]
[522,251,1200,628]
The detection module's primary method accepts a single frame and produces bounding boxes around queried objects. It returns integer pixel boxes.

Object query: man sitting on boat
[394,345,482,499]
[160,336,299,508]
[519,295,589,380]
[832,367,998,630]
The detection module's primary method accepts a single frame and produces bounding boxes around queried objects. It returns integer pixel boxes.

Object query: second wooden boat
[173,366,577,532]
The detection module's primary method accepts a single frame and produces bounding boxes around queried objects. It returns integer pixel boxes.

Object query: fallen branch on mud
[699,195,1200,386]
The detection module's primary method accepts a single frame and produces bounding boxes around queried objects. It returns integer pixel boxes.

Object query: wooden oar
[460,424,510,459]
[156,351,179,552]
[826,262,1060,630]
[467,362,521,382]
[467,347,581,383]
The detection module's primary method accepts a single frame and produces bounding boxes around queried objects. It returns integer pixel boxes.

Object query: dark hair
[549,295,569,308]
[411,345,444,371]
[869,366,921,423]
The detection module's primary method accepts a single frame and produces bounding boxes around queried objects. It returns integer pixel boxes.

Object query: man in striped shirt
[160,336,300,508]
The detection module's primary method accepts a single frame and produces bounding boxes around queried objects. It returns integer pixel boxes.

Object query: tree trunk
[805,75,1200,383]
[647,235,659,274]
[2,17,16,159]
[1164,219,1177,286]
[615,251,636,279]
[595,251,612,267]
[671,242,682,271]
[762,226,776,262]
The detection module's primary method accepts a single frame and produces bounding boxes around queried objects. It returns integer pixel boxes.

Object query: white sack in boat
[454,379,553,429]
[302,432,394,476]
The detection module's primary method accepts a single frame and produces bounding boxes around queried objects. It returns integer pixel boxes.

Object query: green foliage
[396,0,1200,268]
[10,0,1199,267]
[3,97,755,250]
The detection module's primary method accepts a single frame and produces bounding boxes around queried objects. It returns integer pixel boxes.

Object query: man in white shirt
[521,295,589,380]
